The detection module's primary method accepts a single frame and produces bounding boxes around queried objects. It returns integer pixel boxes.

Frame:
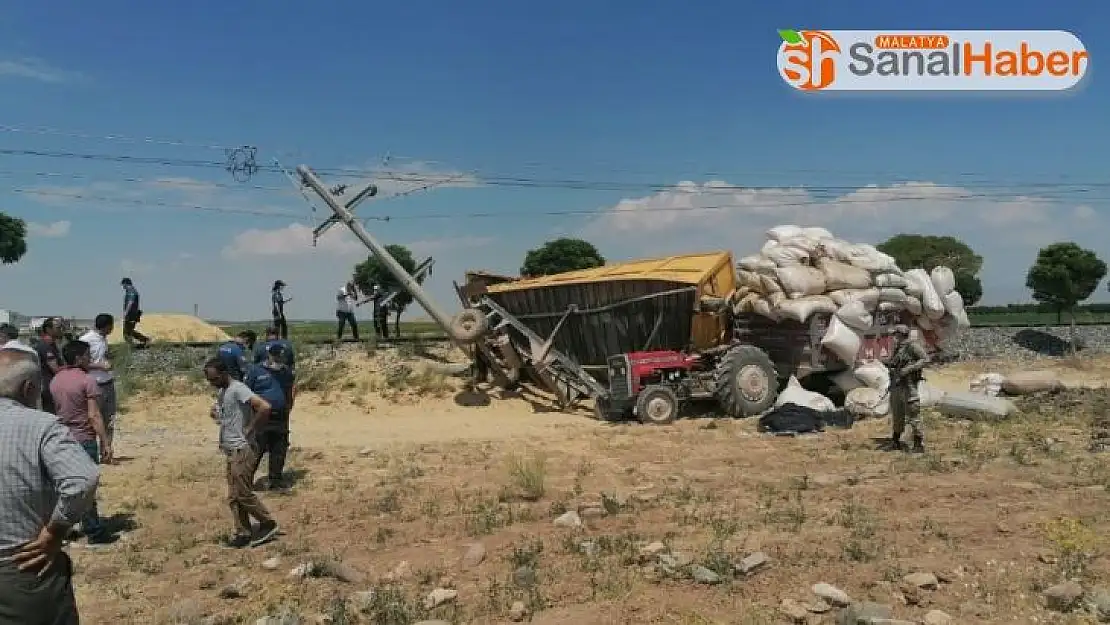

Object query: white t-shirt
[336,288,354,314]
[79,330,114,384]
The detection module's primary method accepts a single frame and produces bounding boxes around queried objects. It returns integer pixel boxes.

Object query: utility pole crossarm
[296,165,463,340]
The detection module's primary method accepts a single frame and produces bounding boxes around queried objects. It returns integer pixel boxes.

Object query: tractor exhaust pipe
[297,165,486,343]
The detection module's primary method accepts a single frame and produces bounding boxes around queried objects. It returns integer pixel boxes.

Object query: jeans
[226,446,273,536]
[272,315,288,340]
[79,441,104,539]
[336,311,359,340]
[0,553,79,625]
[95,382,117,448]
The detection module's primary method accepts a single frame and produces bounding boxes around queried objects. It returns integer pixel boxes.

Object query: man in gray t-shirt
[203,358,279,548]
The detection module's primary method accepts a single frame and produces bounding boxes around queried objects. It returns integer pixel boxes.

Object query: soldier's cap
[892,324,910,335]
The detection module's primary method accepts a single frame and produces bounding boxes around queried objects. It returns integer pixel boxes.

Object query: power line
[12,187,1109,224]
[3,147,1109,195]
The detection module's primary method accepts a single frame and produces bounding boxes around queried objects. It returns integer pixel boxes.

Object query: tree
[520,238,605,277]
[0,213,28,264]
[876,234,984,305]
[351,244,427,333]
[1025,242,1107,333]
[953,272,984,307]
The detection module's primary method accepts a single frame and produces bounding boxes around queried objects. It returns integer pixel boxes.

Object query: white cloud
[220,222,365,260]
[26,220,70,238]
[120,259,156,276]
[583,180,1106,306]
[0,58,84,83]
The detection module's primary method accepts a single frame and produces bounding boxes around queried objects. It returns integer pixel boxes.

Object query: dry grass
[69,353,1110,624]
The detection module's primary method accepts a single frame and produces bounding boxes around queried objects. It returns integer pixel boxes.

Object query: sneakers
[251,521,280,547]
[225,533,252,549]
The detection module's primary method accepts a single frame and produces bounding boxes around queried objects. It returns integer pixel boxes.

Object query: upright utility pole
[296,165,459,337]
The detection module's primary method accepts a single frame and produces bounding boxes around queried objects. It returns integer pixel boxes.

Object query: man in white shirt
[335,282,360,341]
[0,324,38,361]
[78,314,118,458]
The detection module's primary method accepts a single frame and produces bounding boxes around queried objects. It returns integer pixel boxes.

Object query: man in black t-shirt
[34,317,64,414]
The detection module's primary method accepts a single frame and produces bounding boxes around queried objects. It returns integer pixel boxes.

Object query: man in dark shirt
[217,331,256,381]
[120,278,150,348]
[244,348,295,490]
[253,327,295,372]
[271,280,291,340]
[34,318,64,414]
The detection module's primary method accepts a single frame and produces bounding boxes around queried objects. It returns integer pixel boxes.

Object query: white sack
[821,316,863,367]
[800,226,834,241]
[775,266,827,298]
[906,268,945,319]
[775,295,837,323]
[832,369,865,392]
[817,238,855,262]
[901,271,924,297]
[943,291,971,329]
[763,242,811,267]
[760,274,783,294]
[779,235,821,255]
[916,315,934,330]
[845,387,890,418]
[878,288,909,304]
[766,225,804,243]
[930,266,956,296]
[738,255,778,274]
[836,299,873,331]
[853,360,891,393]
[934,316,958,340]
[878,301,905,312]
[775,376,836,412]
[918,382,946,407]
[1001,370,1065,395]
[817,257,872,290]
[737,269,763,291]
[874,273,908,288]
[935,391,1016,420]
[752,298,778,320]
[904,295,923,316]
[829,288,881,309]
[844,244,901,274]
[734,292,761,314]
[969,372,1005,396]
[768,291,787,308]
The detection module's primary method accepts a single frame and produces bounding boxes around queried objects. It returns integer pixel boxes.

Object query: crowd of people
[0,278,310,623]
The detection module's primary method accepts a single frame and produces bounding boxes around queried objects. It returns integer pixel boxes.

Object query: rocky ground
[74,365,1110,624]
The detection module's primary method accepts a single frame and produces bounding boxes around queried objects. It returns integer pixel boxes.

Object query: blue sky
[1,0,1107,321]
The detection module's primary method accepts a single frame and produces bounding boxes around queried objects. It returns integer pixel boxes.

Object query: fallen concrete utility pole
[296,165,481,343]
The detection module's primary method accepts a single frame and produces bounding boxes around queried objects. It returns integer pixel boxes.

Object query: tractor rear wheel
[714,345,778,418]
[635,385,679,425]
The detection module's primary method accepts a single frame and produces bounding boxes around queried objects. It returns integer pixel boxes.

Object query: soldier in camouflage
[888,324,930,453]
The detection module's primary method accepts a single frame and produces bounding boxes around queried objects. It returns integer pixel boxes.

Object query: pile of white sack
[731,224,972,370]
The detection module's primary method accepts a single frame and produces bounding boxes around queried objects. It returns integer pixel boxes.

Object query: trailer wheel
[714,345,778,418]
[450,309,488,342]
[635,385,679,425]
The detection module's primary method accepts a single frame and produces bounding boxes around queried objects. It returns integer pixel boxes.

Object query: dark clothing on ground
[758,403,854,434]
[0,553,79,625]
[35,340,62,414]
[336,311,359,341]
[226,446,272,535]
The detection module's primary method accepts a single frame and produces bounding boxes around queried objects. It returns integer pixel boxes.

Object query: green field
[219,319,445,343]
[966,310,1110,326]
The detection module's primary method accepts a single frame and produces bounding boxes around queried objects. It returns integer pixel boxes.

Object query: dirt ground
[71,351,1110,624]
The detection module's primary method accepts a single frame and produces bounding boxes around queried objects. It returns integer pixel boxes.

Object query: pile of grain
[107,313,230,344]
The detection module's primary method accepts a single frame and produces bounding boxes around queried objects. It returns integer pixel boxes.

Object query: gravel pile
[941,325,1110,362]
[119,325,1110,376]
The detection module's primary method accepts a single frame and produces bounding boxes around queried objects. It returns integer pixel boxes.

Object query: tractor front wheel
[714,345,778,418]
[635,385,679,425]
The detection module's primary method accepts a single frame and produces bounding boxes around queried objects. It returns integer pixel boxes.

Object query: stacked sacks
[730,224,970,367]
